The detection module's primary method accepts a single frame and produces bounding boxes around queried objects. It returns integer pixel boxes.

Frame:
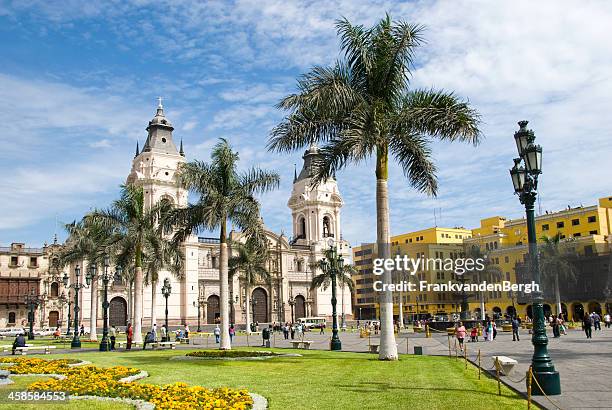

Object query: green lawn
[22,347,533,410]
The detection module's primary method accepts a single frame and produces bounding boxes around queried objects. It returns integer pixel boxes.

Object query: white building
[0,103,353,331]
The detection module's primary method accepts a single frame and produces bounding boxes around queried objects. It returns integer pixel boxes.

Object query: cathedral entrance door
[109,297,128,327]
[252,288,268,323]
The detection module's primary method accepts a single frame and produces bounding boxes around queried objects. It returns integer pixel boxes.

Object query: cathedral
[0,103,353,331]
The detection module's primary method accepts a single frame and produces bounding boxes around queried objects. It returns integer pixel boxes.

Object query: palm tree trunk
[376,147,398,361]
[133,267,144,343]
[89,276,98,341]
[245,283,252,334]
[133,247,144,344]
[151,278,158,328]
[219,219,231,349]
[554,274,562,317]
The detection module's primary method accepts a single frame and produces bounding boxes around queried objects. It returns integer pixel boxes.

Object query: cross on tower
[157,96,163,108]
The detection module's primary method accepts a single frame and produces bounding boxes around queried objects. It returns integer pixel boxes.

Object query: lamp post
[509,120,561,395]
[63,264,92,349]
[320,238,343,351]
[99,255,122,351]
[251,298,257,326]
[288,295,295,323]
[24,289,43,340]
[66,290,72,336]
[194,294,205,332]
[58,291,67,329]
[161,278,171,342]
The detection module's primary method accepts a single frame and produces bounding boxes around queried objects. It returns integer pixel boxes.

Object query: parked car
[34,327,57,337]
[0,327,26,337]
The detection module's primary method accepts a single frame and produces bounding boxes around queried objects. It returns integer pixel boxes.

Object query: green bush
[186,350,280,358]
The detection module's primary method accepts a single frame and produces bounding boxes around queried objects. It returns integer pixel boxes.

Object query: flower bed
[1,358,254,409]
[186,350,281,358]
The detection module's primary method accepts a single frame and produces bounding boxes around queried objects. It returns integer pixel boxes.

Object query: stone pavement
[5,326,609,409]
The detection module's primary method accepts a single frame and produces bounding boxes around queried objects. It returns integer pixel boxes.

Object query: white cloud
[2,0,612,247]
[89,139,112,148]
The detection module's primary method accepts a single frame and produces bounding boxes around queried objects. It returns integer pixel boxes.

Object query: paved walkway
[5,327,610,409]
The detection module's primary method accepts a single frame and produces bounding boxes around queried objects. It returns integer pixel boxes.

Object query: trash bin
[413,346,423,355]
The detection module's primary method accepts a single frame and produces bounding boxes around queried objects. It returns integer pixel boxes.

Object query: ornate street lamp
[194,294,206,332]
[161,278,172,342]
[65,289,72,336]
[57,291,67,329]
[99,255,122,351]
[24,289,43,340]
[509,120,560,395]
[62,263,92,349]
[320,238,343,351]
[251,298,257,326]
[288,294,295,323]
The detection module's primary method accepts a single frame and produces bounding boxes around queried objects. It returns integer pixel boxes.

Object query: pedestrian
[583,313,593,339]
[214,324,221,343]
[229,324,235,342]
[12,333,26,355]
[160,324,167,342]
[604,312,611,328]
[558,314,566,336]
[470,326,478,342]
[142,331,155,350]
[320,322,325,335]
[184,324,190,339]
[593,312,601,331]
[511,316,520,341]
[552,315,560,338]
[283,323,289,340]
[290,323,295,340]
[53,326,61,339]
[110,325,117,350]
[80,324,85,336]
[152,323,158,341]
[455,322,466,350]
[126,323,133,350]
[485,319,493,342]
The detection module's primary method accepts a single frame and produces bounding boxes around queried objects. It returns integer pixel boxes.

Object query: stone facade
[0,103,352,331]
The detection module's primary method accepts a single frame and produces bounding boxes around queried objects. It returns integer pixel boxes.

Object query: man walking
[511,316,520,341]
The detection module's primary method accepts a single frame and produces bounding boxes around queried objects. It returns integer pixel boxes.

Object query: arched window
[8,312,16,324]
[298,216,306,239]
[323,216,333,238]
[50,282,59,297]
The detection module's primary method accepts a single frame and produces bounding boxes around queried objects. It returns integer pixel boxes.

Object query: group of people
[582,311,607,339]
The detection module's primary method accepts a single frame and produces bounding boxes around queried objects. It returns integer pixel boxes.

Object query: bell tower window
[323,216,333,238]
[298,216,306,240]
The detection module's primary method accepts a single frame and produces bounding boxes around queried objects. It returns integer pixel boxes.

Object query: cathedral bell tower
[126,98,187,209]
[287,144,344,247]
[125,99,197,326]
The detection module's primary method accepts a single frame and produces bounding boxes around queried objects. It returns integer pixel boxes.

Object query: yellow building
[465,196,612,321]
[352,196,612,323]
[352,227,472,322]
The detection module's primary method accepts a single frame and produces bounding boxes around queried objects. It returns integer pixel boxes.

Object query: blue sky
[1,0,612,248]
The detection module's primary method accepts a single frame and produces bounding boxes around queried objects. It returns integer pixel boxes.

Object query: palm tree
[87,184,176,344]
[60,218,109,341]
[229,237,270,334]
[268,15,481,359]
[143,231,185,328]
[310,248,355,333]
[168,138,280,349]
[540,234,577,316]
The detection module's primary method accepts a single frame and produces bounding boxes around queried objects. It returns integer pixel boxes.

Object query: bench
[1,344,34,353]
[290,340,313,349]
[150,341,177,350]
[14,345,56,355]
[492,356,518,376]
[368,343,380,353]
[179,337,190,344]
[117,341,142,349]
